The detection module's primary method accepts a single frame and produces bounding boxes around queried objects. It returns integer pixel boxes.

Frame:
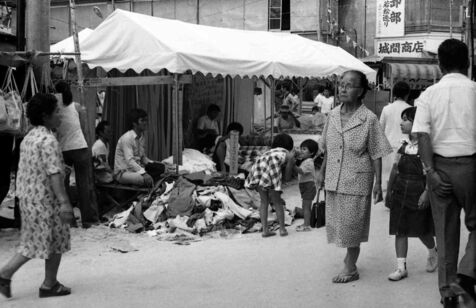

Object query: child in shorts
[245,133,294,237]
[289,139,319,232]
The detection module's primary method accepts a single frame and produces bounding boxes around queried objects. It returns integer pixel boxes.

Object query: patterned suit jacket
[322,104,392,196]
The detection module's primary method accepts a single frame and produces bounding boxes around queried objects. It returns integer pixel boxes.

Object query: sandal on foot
[296,225,312,232]
[332,271,360,283]
[39,281,71,298]
[280,229,288,237]
[0,276,11,298]
[262,231,276,238]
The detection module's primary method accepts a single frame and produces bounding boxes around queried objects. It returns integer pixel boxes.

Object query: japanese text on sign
[378,41,424,55]
[376,0,405,37]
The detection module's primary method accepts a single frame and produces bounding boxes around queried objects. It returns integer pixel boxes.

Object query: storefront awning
[388,63,442,80]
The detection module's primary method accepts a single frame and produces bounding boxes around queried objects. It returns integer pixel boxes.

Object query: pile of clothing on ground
[107,171,294,237]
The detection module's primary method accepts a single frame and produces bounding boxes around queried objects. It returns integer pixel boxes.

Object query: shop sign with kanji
[375,38,425,58]
[376,0,405,37]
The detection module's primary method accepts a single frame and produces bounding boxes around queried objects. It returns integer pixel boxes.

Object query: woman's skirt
[326,191,372,248]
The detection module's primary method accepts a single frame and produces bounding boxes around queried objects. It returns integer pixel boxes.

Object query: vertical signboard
[376,0,405,37]
[228,131,240,175]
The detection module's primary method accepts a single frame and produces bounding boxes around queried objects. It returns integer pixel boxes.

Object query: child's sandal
[296,225,312,232]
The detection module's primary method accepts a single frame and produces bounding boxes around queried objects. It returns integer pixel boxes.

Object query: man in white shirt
[380,82,411,188]
[114,109,162,186]
[413,39,476,307]
[316,87,334,115]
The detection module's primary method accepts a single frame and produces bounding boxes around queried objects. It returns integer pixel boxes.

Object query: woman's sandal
[39,281,71,298]
[262,231,276,238]
[332,271,360,283]
[0,276,11,298]
[296,225,312,232]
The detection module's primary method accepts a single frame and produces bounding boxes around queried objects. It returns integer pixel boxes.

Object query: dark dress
[389,142,434,237]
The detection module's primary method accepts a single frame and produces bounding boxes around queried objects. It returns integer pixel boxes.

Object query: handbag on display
[310,188,325,228]
[0,68,24,135]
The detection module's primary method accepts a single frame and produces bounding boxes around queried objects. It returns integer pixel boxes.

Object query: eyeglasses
[338,83,362,91]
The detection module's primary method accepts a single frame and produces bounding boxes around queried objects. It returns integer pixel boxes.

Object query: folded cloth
[214,191,252,220]
[166,177,196,218]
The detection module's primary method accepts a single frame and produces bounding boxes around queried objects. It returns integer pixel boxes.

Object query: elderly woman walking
[0,94,74,299]
[318,70,392,283]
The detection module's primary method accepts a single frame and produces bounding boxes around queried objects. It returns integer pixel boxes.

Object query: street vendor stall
[52,9,376,235]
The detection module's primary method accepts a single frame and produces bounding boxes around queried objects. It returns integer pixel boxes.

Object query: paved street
[0,183,470,308]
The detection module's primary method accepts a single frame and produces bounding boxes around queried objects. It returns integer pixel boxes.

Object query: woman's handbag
[310,188,326,228]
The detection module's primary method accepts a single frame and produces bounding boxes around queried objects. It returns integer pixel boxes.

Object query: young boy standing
[289,139,319,232]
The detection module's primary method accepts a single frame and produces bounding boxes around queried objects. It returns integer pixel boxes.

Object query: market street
[0,182,470,308]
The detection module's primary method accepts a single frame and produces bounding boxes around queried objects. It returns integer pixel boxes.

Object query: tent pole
[270,77,275,143]
[263,81,267,132]
[298,77,303,115]
[172,73,181,174]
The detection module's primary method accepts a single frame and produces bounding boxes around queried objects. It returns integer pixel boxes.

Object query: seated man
[92,120,113,183]
[196,104,221,153]
[114,108,164,187]
[277,105,300,132]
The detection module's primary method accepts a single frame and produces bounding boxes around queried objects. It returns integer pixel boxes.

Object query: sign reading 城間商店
[375,38,425,57]
[376,0,405,38]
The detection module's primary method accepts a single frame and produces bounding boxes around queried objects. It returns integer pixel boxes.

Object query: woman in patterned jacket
[0,94,74,299]
[317,70,392,283]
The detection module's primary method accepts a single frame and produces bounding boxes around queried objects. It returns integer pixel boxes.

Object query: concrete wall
[50,0,327,43]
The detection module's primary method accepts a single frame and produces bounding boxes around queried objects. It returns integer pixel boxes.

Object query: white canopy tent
[50,28,94,55]
[66,9,375,80]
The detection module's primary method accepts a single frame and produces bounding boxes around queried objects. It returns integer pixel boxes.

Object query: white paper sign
[376,0,405,38]
[375,38,424,57]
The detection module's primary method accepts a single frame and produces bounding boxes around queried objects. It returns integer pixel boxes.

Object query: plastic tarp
[50,28,94,55]
[68,9,375,80]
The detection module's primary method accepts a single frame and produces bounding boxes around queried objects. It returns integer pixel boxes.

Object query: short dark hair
[207,104,220,114]
[226,122,244,135]
[438,39,469,72]
[300,139,319,157]
[311,106,319,112]
[96,120,110,136]
[27,93,58,126]
[128,108,147,129]
[54,80,73,106]
[393,81,410,100]
[271,133,294,151]
[343,70,370,100]
[401,106,417,122]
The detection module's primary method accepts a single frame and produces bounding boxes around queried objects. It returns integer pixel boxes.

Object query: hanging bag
[0,68,24,135]
[310,188,326,228]
[20,65,40,135]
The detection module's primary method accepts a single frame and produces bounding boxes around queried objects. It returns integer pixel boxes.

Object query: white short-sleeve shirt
[412,73,476,157]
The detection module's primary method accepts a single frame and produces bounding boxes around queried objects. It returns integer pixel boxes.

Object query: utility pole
[316,0,321,41]
[25,0,49,72]
[196,0,200,24]
[16,0,25,51]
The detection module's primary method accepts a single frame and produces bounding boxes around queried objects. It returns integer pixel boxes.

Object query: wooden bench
[95,182,151,214]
